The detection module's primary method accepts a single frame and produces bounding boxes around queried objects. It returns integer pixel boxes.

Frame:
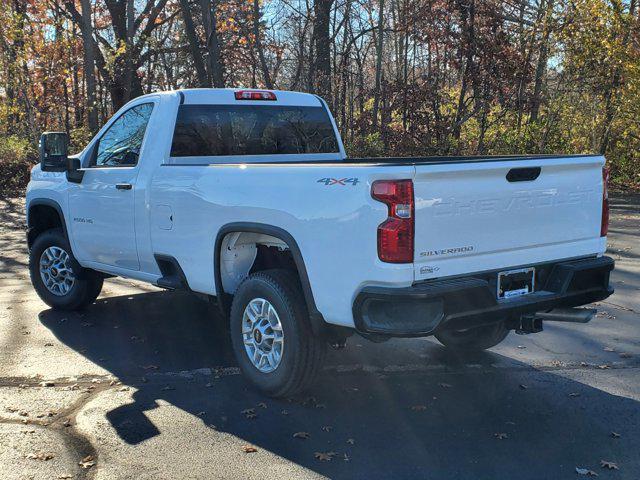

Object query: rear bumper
[353,256,614,337]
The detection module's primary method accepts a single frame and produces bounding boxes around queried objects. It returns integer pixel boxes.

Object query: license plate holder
[497,267,535,299]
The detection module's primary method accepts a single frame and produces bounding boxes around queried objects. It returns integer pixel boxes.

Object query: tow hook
[512,315,544,335]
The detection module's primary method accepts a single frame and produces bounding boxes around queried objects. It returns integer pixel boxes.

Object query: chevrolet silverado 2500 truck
[26,88,614,396]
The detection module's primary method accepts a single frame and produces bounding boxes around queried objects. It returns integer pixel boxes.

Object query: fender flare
[26,198,70,247]
[214,222,326,334]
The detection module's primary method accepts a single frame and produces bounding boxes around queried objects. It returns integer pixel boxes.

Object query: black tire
[29,228,103,311]
[435,321,509,351]
[230,269,326,397]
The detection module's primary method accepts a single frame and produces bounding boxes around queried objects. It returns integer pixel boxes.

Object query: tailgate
[413,156,606,282]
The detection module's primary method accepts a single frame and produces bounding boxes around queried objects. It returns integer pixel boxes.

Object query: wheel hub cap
[242,298,284,373]
[39,246,75,296]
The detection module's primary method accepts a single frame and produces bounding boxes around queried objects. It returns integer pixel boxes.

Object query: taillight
[601,166,610,237]
[371,180,414,263]
[234,90,277,101]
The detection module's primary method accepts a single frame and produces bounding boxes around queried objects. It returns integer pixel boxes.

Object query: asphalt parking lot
[1,194,639,480]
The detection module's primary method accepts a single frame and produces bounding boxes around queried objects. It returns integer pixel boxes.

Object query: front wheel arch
[27,199,69,250]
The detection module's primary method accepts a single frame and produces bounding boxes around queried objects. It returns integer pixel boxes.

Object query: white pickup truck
[26,88,614,396]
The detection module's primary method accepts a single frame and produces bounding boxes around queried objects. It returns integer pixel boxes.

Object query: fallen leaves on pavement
[27,452,54,461]
[600,460,619,470]
[241,408,257,419]
[314,451,338,461]
[575,467,598,476]
[79,455,95,469]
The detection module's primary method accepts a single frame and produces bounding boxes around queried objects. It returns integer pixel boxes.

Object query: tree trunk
[452,0,475,147]
[253,0,273,88]
[529,0,554,124]
[79,0,98,131]
[372,0,385,129]
[178,0,209,87]
[200,0,225,87]
[312,0,333,103]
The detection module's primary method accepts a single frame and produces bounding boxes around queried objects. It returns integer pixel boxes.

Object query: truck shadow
[39,289,640,479]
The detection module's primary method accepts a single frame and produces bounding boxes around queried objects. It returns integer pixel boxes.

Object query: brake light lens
[234,90,277,101]
[601,166,610,237]
[372,180,414,263]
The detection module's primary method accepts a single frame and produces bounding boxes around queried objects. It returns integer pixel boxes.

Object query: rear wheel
[29,229,103,311]
[230,269,326,397]
[435,321,509,351]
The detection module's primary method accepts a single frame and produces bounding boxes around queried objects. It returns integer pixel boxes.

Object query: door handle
[115,183,132,190]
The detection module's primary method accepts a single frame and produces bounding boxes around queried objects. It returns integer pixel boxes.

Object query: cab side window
[93,103,154,167]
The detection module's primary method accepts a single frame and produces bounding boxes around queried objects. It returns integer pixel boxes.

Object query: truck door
[68,102,155,271]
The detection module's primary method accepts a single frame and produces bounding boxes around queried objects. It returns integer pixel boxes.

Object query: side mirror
[66,156,84,184]
[39,132,69,172]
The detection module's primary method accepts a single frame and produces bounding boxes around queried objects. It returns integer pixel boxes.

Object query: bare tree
[372,0,385,129]
[200,0,225,87]
[178,0,210,86]
[311,0,333,102]
[253,0,273,88]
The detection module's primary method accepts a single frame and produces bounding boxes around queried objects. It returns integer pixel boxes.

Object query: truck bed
[347,153,601,165]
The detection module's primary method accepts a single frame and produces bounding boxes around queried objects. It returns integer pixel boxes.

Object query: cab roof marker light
[234,90,277,101]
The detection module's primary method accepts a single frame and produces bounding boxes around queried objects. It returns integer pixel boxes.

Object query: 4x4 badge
[317,177,359,186]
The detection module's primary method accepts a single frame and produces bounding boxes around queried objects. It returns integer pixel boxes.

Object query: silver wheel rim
[39,246,75,296]
[242,298,284,373]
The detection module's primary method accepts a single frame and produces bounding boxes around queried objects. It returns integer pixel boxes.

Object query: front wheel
[230,269,326,397]
[435,321,509,351]
[29,229,103,311]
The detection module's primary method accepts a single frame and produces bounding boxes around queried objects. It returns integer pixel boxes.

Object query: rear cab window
[170,104,340,162]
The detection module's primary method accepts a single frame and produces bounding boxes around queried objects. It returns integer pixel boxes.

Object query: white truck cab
[27,88,614,396]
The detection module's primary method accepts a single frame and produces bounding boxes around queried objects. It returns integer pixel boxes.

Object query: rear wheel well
[215,226,350,341]
[27,204,65,249]
[219,232,297,296]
